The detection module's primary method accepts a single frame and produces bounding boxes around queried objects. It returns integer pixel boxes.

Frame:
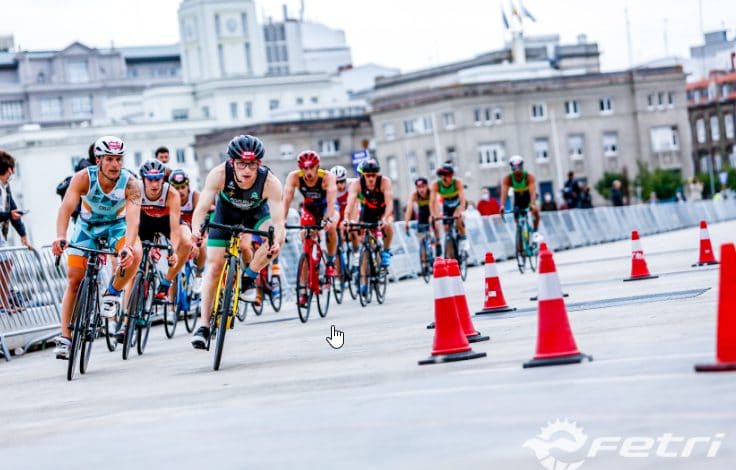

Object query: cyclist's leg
[454,206,466,238]
[531,204,541,231]
[59,262,85,340]
[200,244,227,327]
[249,218,283,273]
[164,223,193,284]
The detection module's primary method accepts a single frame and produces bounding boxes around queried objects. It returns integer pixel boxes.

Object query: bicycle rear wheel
[515,227,526,274]
[79,294,99,375]
[374,252,388,304]
[296,253,312,322]
[269,275,282,312]
[137,277,155,355]
[122,272,144,361]
[104,306,121,352]
[67,277,90,381]
[164,297,178,339]
[444,237,456,263]
[316,261,331,318]
[333,255,345,305]
[213,257,238,371]
[420,239,431,284]
[459,249,468,281]
[346,248,358,300]
[357,248,372,307]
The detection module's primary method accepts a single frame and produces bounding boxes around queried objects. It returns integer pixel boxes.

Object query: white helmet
[330,165,348,182]
[94,135,126,158]
[509,155,524,170]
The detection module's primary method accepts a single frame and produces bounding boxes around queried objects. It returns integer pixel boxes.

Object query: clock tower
[178,0,267,83]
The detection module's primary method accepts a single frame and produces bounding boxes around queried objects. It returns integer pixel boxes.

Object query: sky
[1,0,735,73]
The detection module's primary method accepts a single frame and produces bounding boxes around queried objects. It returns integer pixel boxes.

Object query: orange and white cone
[446,258,489,343]
[419,259,486,365]
[476,252,516,315]
[624,230,658,282]
[529,243,569,301]
[524,250,592,368]
[692,220,719,267]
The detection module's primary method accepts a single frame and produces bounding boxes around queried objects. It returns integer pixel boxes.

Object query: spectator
[541,192,557,211]
[562,171,579,209]
[579,185,593,209]
[686,177,704,202]
[154,146,173,178]
[648,191,658,205]
[56,143,96,223]
[476,188,500,216]
[611,180,624,207]
[0,150,33,314]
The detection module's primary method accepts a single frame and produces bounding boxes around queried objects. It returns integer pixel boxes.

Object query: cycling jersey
[416,192,431,225]
[336,188,349,222]
[510,170,531,209]
[358,175,386,223]
[298,168,327,219]
[140,183,171,241]
[180,189,196,226]
[438,178,461,218]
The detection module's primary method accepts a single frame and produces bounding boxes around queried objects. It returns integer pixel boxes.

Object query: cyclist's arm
[429,181,441,220]
[527,173,538,207]
[281,171,297,218]
[345,180,360,222]
[55,170,88,240]
[381,177,394,222]
[123,177,143,247]
[323,172,337,221]
[498,176,510,213]
[264,174,286,245]
[456,177,466,213]
[192,165,224,238]
[167,187,182,249]
[404,192,416,226]
[192,190,200,211]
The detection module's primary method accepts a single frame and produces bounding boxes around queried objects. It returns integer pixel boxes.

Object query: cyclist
[430,163,468,252]
[154,146,173,179]
[282,151,338,277]
[170,169,206,289]
[51,136,143,360]
[189,135,285,349]
[344,158,394,268]
[498,155,541,241]
[404,176,440,256]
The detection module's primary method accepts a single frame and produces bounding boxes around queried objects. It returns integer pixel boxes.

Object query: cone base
[467,333,490,343]
[523,353,593,368]
[476,306,516,315]
[623,274,659,282]
[529,293,569,301]
[692,261,719,267]
[418,349,487,365]
[694,362,736,372]
[426,322,435,329]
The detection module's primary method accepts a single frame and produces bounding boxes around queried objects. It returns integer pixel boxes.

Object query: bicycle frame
[286,224,326,294]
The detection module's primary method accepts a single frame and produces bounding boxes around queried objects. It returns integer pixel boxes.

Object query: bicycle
[248,253,283,316]
[347,222,388,307]
[436,216,468,281]
[509,207,538,274]
[175,258,201,334]
[333,230,355,303]
[55,237,120,381]
[410,222,435,284]
[117,236,171,360]
[285,222,332,323]
[203,220,274,371]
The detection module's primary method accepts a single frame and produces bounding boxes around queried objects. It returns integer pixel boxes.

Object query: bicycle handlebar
[204,220,276,259]
[55,240,119,268]
[346,222,381,229]
[285,224,323,231]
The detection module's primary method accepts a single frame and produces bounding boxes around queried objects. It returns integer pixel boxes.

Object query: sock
[245,267,258,279]
[326,255,335,264]
[159,278,172,287]
[272,257,280,264]
[106,282,123,297]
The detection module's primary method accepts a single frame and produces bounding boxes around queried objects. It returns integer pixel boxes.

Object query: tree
[634,161,683,201]
[594,171,624,201]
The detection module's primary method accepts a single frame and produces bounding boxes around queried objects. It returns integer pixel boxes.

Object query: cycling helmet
[330,165,348,182]
[509,155,524,170]
[139,160,167,179]
[414,177,428,186]
[169,169,189,186]
[358,158,380,175]
[227,134,265,161]
[297,150,321,169]
[93,135,126,158]
[436,163,454,177]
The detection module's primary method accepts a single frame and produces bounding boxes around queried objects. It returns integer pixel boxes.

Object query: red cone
[419,259,486,365]
[695,243,736,372]
[624,230,658,281]
[446,259,489,343]
[693,220,719,267]
[524,250,592,368]
[530,243,568,301]
[476,252,516,315]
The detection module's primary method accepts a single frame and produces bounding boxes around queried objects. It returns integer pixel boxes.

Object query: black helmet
[169,169,189,186]
[227,134,265,161]
[414,177,428,186]
[358,158,380,174]
[436,163,454,177]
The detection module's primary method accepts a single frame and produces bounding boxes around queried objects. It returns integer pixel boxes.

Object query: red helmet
[300,210,317,226]
[297,150,320,169]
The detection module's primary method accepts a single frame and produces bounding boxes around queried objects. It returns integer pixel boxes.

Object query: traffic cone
[529,243,568,301]
[476,252,516,315]
[446,259,489,343]
[524,250,592,368]
[692,220,719,267]
[695,243,736,372]
[419,259,486,365]
[624,230,659,282]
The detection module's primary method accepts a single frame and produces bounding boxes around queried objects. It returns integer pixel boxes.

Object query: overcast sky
[2,0,735,73]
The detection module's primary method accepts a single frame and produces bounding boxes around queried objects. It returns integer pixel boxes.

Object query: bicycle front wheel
[444,237,456,264]
[316,261,331,318]
[357,248,372,307]
[67,277,90,381]
[420,239,431,284]
[269,275,283,312]
[164,298,178,339]
[213,257,238,371]
[296,253,312,323]
[137,277,155,355]
[122,272,144,361]
[79,293,100,375]
[515,227,526,274]
[374,254,388,304]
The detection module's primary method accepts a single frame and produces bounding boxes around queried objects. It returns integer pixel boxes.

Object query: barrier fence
[2,198,735,361]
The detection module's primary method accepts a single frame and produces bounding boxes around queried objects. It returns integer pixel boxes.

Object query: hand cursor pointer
[326,325,344,349]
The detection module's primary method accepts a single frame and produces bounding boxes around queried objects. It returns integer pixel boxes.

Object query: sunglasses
[363,173,378,178]
[234,161,259,170]
[171,182,188,188]
[144,174,164,181]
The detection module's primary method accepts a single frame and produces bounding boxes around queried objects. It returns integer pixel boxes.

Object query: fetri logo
[240,151,256,160]
[108,140,123,151]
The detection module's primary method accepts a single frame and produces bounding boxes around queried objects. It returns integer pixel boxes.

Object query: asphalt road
[2,221,736,470]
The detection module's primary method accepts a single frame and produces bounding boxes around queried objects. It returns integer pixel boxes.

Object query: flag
[522,5,537,22]
[501,6,510,30]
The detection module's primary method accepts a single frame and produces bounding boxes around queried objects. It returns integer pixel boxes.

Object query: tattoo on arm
[126,179,142,205]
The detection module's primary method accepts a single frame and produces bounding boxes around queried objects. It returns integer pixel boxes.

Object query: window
[36,71,46,83]
[296,97,304,106]
[442,112,455,129]
[383,123,395,141]
[244,43,252,73]
[657,92,665,108]
[176,149,186,164]
[568,134,584,160]
[710,115,721,141]
[201,106,210,119]
[319,139,340,156]
[215,14,221,36]
[647,94,654,109]
[484,108,493,123]
[241,13,248,34]
[564,100,579,118]
[67,61,89,83]
[473,108,482,125]
[40,97,62,119]
[244,101,252,118]
[603,132,618,157]
[387,156,399,180]
[696,118,706,143]
[0,100,24,121]
[406,151,418,180]
[230,102,238,119]
[134,151,143,167]
[172,109,189,120]
[492,107,503,123]
[218,44,225,75]
[311,96,319,104]
[650,126,680,152]
[531,103,546,120]
[422,116,433,133]
[446,146,457,164]
[403,119,416,135]
[280,144,294,160]
[269,99,279,110]
[478,142,506,167]
[725,114,734,139]
[599,97,614,114]
[534,138,550,162]
[667,92,674,107]
[426,149,436,174]
[71,96,92,116]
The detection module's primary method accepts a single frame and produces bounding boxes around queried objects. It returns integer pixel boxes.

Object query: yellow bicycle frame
[213,234,241,329]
